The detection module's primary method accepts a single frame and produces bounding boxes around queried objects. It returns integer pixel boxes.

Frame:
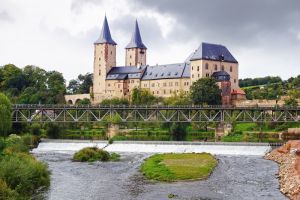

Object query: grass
[141,153,217,182]
[72,147,120,162]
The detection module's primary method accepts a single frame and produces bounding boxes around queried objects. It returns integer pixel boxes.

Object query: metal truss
[12,104,300,123]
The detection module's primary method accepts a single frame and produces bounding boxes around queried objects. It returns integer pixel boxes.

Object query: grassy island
[141,153,217,182]
[73,147,120,162]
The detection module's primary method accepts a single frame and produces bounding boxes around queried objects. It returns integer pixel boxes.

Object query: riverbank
[265,140,300,200]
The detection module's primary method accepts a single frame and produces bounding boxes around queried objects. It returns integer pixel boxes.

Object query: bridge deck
[11,104,300,123]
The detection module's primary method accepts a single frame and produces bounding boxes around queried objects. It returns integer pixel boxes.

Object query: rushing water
[32,141,287,200]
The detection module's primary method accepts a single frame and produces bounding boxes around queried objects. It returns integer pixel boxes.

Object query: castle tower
[93,16,117,102]
[125,20,147,66]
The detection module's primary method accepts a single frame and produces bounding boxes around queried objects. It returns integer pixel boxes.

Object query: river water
[32,141,287,200]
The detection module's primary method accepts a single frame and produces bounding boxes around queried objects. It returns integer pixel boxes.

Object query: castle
[65,16,245,105]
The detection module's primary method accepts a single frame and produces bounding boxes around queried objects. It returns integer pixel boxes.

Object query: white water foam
[32,141,107,154]
[105,144,270,156]
[32,141,271,156]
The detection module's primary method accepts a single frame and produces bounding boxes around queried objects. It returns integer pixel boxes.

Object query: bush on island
[73,147,120,162]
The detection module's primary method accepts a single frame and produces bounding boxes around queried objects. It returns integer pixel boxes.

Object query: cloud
[0,11,14,22]
[0,0,299,82]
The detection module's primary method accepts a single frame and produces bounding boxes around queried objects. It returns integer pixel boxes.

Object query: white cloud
[0,0,299,83]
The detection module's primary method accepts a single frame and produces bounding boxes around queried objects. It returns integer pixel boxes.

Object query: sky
[0,0,300,82]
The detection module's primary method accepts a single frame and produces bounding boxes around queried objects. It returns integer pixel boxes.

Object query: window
[131,80,134,83]
[144,84,147,87]
[206,73,209,77]
[130,62,131,66]
[175,82,178,86]
[164,90,166,94]
[151,83,155,87]
[99,57,101,61]
[221,65,224,70]
[108,83,110,87]
[163,83,167,87]
[197,66,199,71]
[118,84,120,88]
[205,63,209,70]
[157,91,159,94]
[234,79,236,83]
[192,74,194,78]
[198,74,200,78]
[230,66,232,72]
[169,82,173,86]
[192,66,194,70]
[214,64,217,71]
[99,70,101,75]
[111,51,112,55]
[157,83,160,87]
[152,91,154,94]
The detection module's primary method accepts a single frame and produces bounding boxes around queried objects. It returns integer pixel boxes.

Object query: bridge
[11,104,300,123]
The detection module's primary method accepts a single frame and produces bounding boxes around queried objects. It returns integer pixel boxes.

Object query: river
[32,141,287,200]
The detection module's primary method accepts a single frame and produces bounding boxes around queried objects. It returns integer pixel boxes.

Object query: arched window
[205,63,209,70]
[230,66,232,72]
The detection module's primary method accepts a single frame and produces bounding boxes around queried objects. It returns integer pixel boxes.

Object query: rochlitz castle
[65,16,245,105]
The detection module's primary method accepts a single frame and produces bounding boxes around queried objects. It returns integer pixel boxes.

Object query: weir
[32,139,272,156]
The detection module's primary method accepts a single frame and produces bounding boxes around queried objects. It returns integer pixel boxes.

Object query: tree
[131,88,158,105]
[170,123,188,141]
[0,93,12,137]
[284,97,298,107]
[67,73,93,94]
[164,90,191,105]
[190,78,221,105]
[100,98,129,106]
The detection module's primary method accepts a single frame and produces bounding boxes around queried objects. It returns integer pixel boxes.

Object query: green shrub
[21,134,40,149]
[30,124,42,136]
[73,147,119,162]
[108,138,114,144]
[0,153,50,198]
[110,153,120,161]
[46,124,61,139]
[0,179,20,200]
[4,134,29,153]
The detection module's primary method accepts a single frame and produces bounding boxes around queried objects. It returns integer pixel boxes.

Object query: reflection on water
[33,148,286,200]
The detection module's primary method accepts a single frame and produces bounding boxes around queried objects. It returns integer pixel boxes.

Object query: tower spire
[125,20,146,49]
[94,16,117,45]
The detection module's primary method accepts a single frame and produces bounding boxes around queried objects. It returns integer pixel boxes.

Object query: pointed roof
[190,42,238,63]
[94,16,117,45]
[125,20,147,49]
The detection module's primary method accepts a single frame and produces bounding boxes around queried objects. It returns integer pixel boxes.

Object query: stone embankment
[265,141,300,200]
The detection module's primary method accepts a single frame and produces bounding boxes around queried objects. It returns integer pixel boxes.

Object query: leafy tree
[170,123,188,141]
[100,98,129,106]
[190,78,221,105]
[67,73,93,94]
[77,98,91,105]
[284,98,298,107]
[164,90,191,105]
[131,88,158,105]
[0,93,12,137]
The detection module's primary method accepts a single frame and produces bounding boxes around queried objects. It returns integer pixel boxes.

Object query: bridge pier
[107,124,119,138]
[215,123,233,140]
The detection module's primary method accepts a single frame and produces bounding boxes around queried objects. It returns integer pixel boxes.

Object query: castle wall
[191,59,238,89]
[140,78,190,97]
